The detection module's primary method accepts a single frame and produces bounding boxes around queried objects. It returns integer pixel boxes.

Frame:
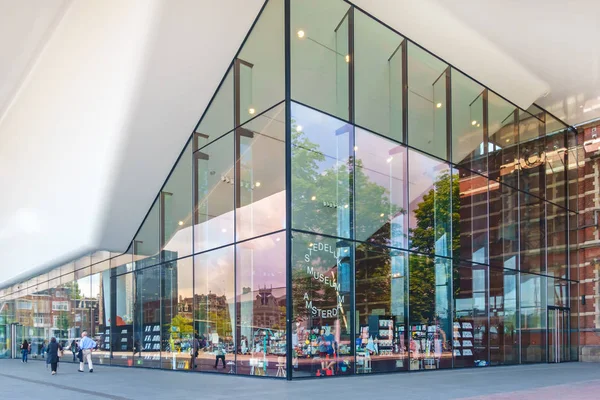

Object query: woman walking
[20,339,29,363]
[70,340,78,362]
[46,337,62,375]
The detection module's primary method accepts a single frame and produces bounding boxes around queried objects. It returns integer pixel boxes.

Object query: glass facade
[0,0,579,379]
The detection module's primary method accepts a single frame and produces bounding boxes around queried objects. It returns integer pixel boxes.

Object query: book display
[409,324,444,370]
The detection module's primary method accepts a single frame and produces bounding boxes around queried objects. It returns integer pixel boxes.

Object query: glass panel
[547,204,568,279]
[111,273,135,366]
[567,127,580,213]
[237,0,284,126]
[451,69,485,170]
[354,10,404,141]
[355,245,408,373]
[291,0,351,120]
[519,110,545,199]
[194,246,235,373]
[520,273,546,363]
[291,231,353,377]
[133,200,160,269]
[354,128,407,248]
[162,140,193,261]
[195,66,233,150]
[408,254,452,370]
[489,267,518,365]
[161,257,194,371]
[489,181,519,270]
[408,42,448,160]
[569,281,579,361]
[133,265,162,368]
[194,133,235,253]
[545,115,567,208]
[236,105,286,241]
[236,232,287,377]
[488,93,517,187]
[408,149,452,257]
[520,191,545,274]
[453,262,488,368]
[454,167,488,264]
[291,102,351,239]
[91,271,109,365]
[548,277,568,308]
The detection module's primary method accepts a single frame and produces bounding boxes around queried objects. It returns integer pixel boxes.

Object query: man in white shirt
[78,331,95,373]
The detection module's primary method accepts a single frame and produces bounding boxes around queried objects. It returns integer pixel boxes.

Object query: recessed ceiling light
[472,120,477,126]
[296,125,303,132]
[380,213,385,217]
[276,237,280,242]
[248,108,256,115]
[255,181,261,187]
[386,156,393,163]
[345,55,350,63]
[354,146,358,151]
[344,204,349,208]
[311,195,316,201]
[178,221,184,226]
[436,103,442,108]
[221,228,227,233]
[477,123,480,127]
[506,139,510,143]
[297,30,305,38]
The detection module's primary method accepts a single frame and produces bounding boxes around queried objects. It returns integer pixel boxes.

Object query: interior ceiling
[0,0,596,287]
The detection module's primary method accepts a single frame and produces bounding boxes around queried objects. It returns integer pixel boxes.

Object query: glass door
[548,307,569,363]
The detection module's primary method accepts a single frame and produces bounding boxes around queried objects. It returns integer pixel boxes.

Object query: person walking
[78,331,95,373]
[70,339,79,362]
[46,337,62,375]
[20,339,29,363]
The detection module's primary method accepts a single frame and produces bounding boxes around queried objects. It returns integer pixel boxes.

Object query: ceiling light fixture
[297,30,305,39]
[255,181,261,187]
[248,108,256,115]
[178,221,184,226]
[471,120,477,126]
[296,125,303,132]
[345,55,350,63]
[436,103,442,108]
[386,156,393,163]
[311,195,316,201]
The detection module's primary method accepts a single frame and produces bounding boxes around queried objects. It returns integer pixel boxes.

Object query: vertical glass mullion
[284,0,292,381]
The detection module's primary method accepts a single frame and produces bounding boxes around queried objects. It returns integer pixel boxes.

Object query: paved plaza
[1,359,599,399]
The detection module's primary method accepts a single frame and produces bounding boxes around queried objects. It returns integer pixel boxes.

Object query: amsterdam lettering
[303,241,345,318]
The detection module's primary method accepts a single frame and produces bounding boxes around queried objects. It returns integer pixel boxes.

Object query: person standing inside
[213,341,226,369]
[20,339,29,363]
[46,337,62,375]
[78,331,95,373]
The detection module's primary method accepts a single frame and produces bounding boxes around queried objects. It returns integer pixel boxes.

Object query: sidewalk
[1,359,599,400]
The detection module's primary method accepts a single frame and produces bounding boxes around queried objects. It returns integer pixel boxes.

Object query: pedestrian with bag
[46,337,63,375]
[78,331,95,373]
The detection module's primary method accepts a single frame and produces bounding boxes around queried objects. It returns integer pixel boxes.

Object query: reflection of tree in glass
[291,119,404,324]
[408,173,459,325]
[56,311,71,333]
[291,119,402,243]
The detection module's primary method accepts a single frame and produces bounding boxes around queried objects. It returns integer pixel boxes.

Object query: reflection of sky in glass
[291,102,349,173]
